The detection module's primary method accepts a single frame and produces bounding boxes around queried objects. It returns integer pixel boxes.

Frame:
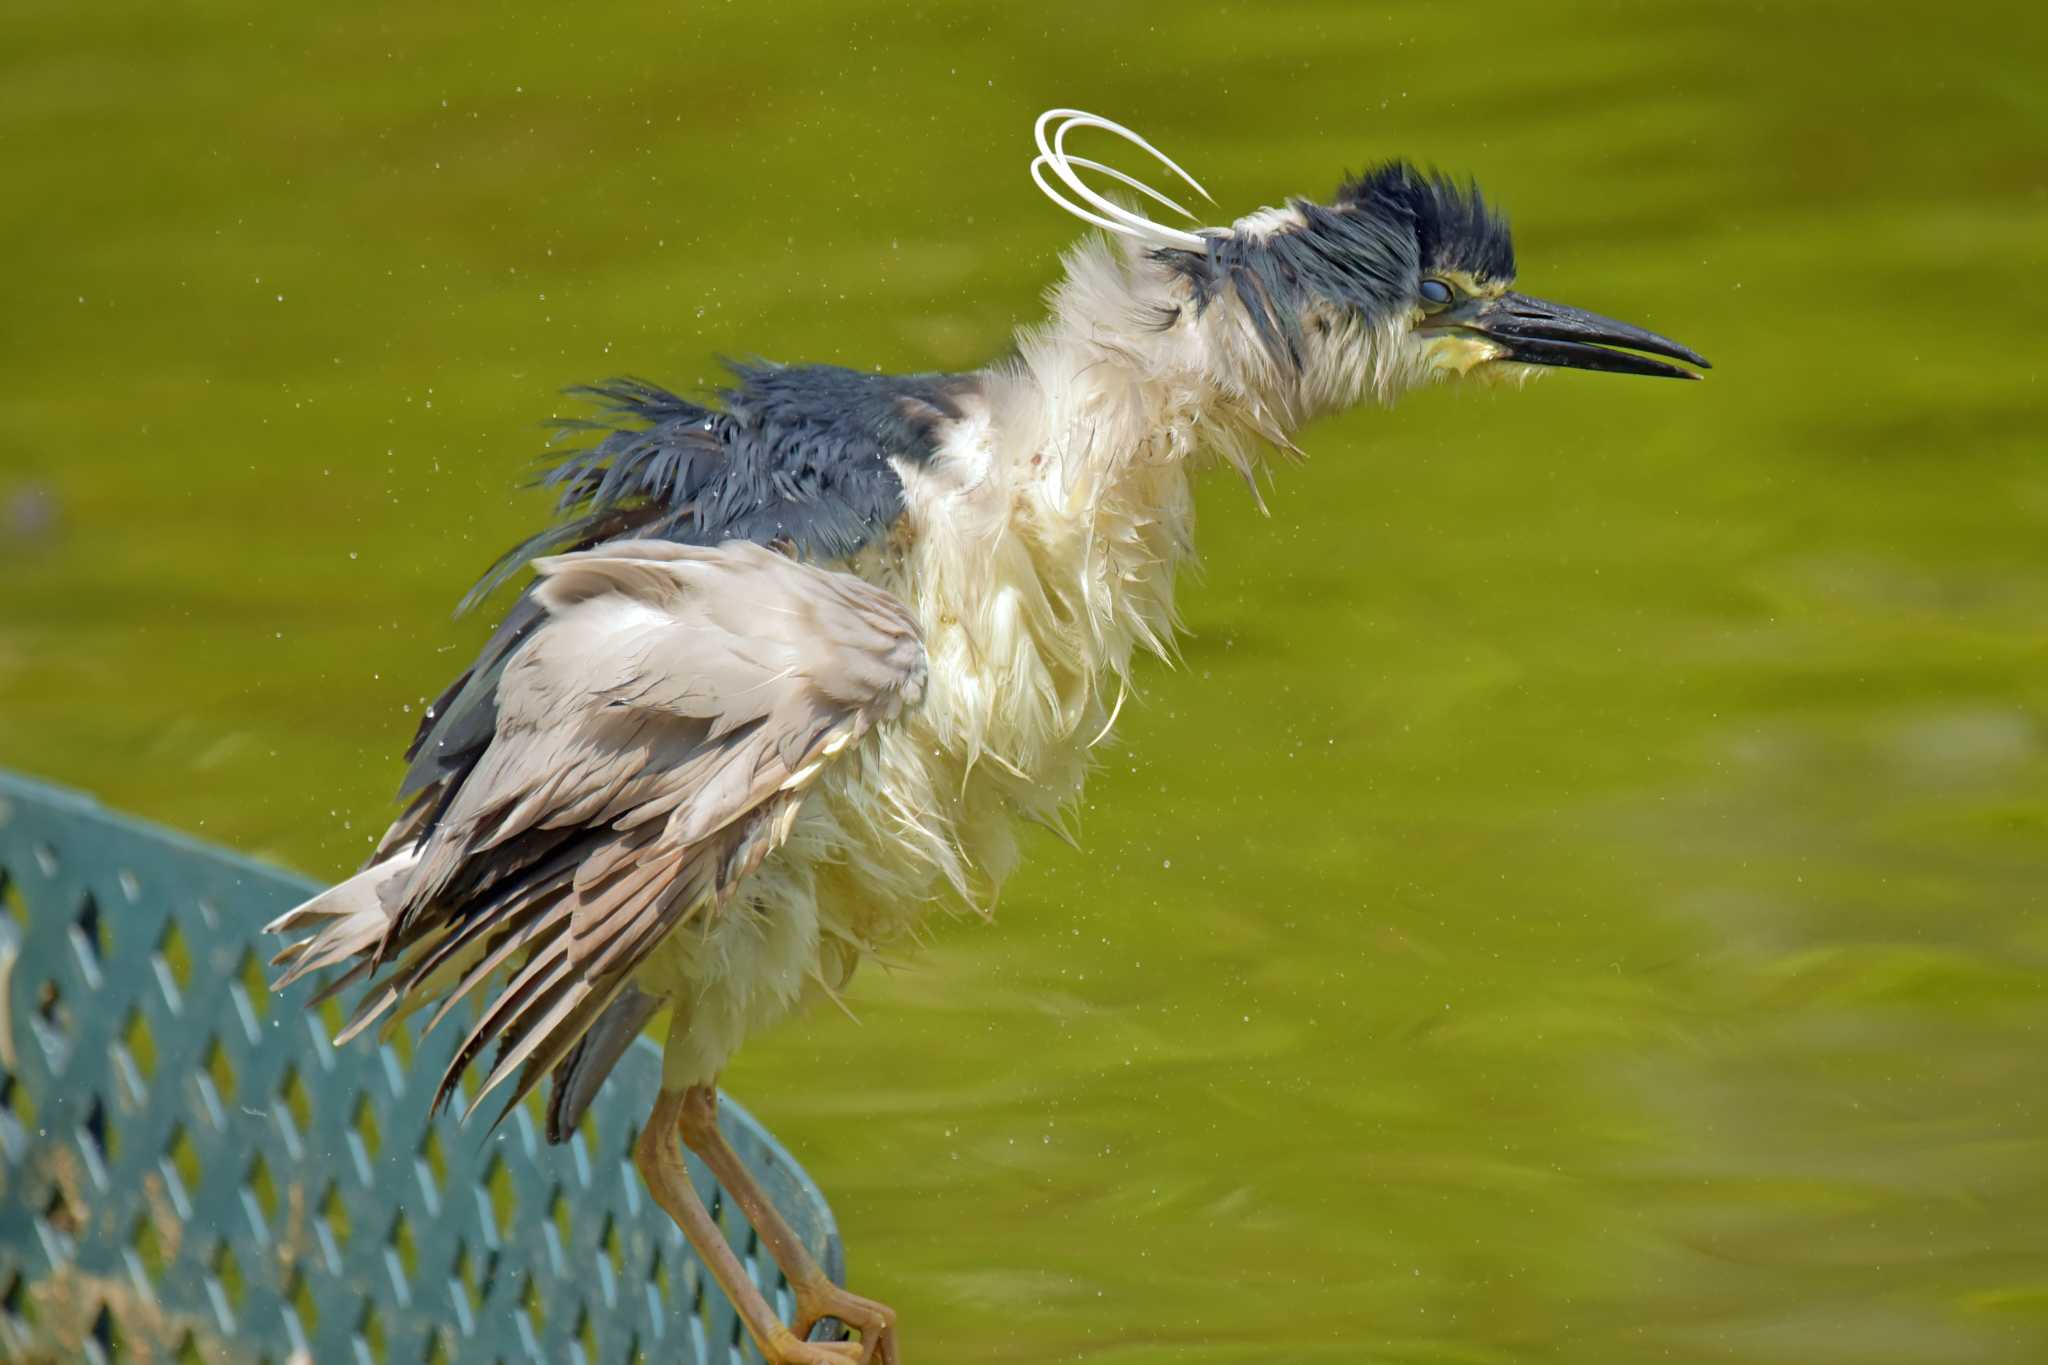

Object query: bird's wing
[284,538,925,1126]
[396,363,971,815]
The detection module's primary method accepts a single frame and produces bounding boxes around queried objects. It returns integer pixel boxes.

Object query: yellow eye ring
[1418,278,1455,307]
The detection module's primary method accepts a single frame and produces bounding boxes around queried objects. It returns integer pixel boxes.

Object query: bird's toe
[795,1286,898,1364]
[763,1327,864,1364]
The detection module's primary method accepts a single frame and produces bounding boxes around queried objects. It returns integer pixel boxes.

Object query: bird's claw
[763,1327,864,1364]
[797,1285,900,1365]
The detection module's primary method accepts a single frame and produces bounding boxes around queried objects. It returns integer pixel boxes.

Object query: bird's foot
[796,1284,900,1365]
[760,1325,866,1364]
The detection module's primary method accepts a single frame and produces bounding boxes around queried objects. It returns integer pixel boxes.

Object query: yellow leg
[678,1084,900,1365]
[633,1088,863,1365]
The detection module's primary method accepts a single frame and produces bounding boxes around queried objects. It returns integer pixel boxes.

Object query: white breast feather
[659,237,1295,1086]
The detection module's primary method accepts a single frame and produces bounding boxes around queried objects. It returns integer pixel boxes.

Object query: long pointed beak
[1440,292,1710,380]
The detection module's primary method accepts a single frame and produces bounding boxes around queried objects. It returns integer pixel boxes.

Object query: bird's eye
[1418,278,1455,307]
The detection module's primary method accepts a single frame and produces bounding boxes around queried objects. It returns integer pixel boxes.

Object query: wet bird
[267,108,1707,1364]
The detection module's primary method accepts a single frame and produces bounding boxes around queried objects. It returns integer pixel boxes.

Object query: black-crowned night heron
[267,109,1708,1363]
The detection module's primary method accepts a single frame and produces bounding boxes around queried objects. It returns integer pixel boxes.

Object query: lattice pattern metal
[0,771,846,1364]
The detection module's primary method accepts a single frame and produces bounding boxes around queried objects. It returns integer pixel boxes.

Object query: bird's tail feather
[544,983,662,1145]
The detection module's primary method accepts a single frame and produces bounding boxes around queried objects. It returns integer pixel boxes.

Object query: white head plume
[1029,108,1216,252]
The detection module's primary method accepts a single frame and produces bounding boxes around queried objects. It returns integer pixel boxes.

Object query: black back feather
[396,360,970,809]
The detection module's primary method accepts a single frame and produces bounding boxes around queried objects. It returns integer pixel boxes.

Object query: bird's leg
[634,1088,862,1365]
[677,1083,901,1365]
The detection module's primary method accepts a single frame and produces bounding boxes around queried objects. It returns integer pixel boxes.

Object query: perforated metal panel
[0,771,846,1364]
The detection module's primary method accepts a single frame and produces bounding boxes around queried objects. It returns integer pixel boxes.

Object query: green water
[5,1,2045,1360]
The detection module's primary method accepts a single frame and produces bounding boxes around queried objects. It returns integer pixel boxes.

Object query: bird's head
[1030,111,1707,420]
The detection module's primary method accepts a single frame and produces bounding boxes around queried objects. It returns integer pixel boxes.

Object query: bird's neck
[878,240,1335,899]
[1007,238,1314,489]
[959,239,1319,686]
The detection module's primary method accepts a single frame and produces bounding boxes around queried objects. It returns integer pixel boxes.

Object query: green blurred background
[4,1,2045,1360]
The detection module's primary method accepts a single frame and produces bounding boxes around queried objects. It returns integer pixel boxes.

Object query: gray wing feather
[271,538,925,1132]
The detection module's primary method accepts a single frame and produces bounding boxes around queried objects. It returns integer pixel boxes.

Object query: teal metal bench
[0,771,846,1363]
